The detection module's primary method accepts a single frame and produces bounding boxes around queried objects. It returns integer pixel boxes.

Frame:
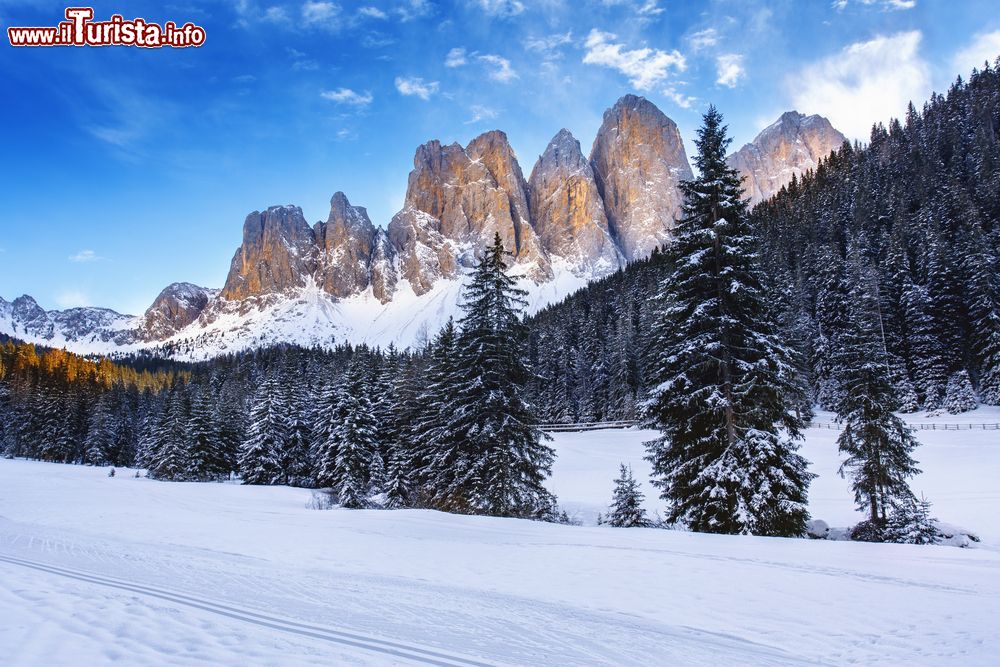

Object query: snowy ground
[1,411,999,665]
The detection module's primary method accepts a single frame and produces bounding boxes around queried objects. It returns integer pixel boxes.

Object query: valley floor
[1,411,999,665]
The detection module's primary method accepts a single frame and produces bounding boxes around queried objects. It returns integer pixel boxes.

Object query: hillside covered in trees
[524,61,1000,422]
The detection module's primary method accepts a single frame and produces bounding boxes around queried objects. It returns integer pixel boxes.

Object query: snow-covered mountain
[727,111,846,205]
[2,101,842,360]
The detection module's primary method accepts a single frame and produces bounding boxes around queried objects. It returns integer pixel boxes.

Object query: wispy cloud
[358,6,388,19]
[688,28,718,51]
[952,30,1000,75]
[833,0,916,10]
[395,76,439,100]
[582,29,685,90]
[478,54,518,82]
[302,1,341,29]
[320,88,374,106]
[663,86,696,109]
[475,0,525,17]
[445,47,467,67]
[716,54,745,88]
[465,104,498,124]
[790,30,930,140]
[69,249,105,263]
[524,31,573,57]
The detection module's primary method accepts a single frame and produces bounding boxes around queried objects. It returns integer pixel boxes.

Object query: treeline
[0,340,188,463]
[524,60,1000,419]
[0,237,561,520]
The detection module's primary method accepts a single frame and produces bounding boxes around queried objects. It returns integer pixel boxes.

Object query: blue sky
[1,0,998,315]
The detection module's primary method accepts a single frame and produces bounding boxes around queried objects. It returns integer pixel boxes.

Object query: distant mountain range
[1,96,844,360]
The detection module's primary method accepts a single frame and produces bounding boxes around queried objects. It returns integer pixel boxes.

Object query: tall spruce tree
[834,285,922,525]
[324,358,379,508]
[644,106,813,537]
[426,234,555,517]
[238,373,288,485]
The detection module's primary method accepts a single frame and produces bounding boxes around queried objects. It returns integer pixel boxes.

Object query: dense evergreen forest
[525,62,1000,421]
[1,61,998,535]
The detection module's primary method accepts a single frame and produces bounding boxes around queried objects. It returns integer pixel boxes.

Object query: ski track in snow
[3,415,1000,665]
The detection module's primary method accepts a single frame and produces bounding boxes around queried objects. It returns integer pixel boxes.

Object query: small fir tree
[605,464,650,528]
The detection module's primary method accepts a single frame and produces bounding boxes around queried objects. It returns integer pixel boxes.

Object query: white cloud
[952,30,1000,76]
[465,104,498,124]
[395,0,433,21]
[302,1,340,28]
[474,0,525,17]
[69,249,105,263]
[445,47,467,67]
[320,88,373,106]
[358,6,387,19]
[55,290,93,309]
[833,0,916,10]
[716,54,745,88]
[663,86,696,109]
[582,29,685,90]
[688,28,718,51]
[478,54,518,82]
[525,31,573,55]
[790,31,930,141]
[601,0,663,14]
[395,76,439,100]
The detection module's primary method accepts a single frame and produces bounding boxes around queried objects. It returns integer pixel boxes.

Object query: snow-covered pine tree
[410,319,460,499]
[186,385,227,481]
[834,266,922,525]
[644,106,813,537]
[281,368,315,487]
[149,384,191,480]
[944,370,978,414]
[429,234,555,517]
[382,447,411,509]
[326,358,379,508]
[311,376,342,488]
[886,494,939,545]
[605,464,650,528]
[83,392,115,466]
[238,373,288,485]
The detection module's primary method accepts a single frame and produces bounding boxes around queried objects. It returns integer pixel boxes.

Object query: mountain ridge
[2,100,844,360]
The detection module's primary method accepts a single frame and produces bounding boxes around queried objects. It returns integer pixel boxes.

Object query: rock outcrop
[388,132,553,295]
[314,192,397,302]
[590,94,693,261]
[221,206,317,301]
[528,129,623,274]
[727,111,845,205]
[142,283,215,340]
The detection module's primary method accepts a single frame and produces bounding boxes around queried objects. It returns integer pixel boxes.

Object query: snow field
[0,412,998,665]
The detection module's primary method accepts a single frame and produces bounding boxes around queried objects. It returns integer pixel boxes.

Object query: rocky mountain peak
[528,129,623,274]
[590,94,693,261]
[142,282,215,340]
[315,191,396,302]
[727,111,846,205]
[388,130,551,295]
[221,206,317,301]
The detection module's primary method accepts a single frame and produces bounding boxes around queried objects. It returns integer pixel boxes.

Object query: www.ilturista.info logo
[7,7,206,48]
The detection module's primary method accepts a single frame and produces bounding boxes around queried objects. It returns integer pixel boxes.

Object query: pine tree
[325,359,379,508]
[944,370,978,414]
[84,393,115,466]
[238,373,288,485]
[426,234,556,517]
[886,494,939,545]
[383,447,411,509]
[605,464,650,528]
[835,288,923,524]
[187,386,226,480]
[644,106,813,537]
